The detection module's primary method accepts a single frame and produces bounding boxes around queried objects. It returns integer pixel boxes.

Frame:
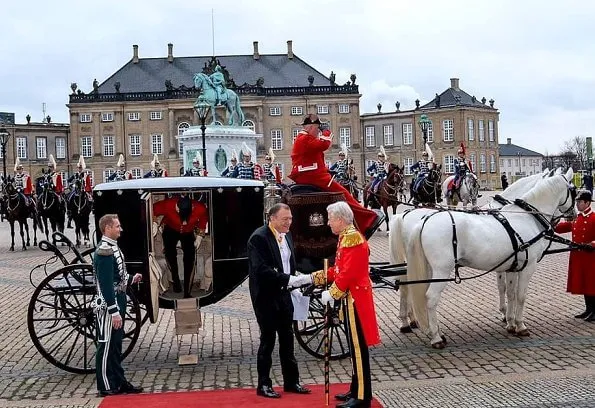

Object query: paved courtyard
[0,192,594,407]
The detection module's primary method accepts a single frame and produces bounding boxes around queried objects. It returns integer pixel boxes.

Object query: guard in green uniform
[93,214,143,397]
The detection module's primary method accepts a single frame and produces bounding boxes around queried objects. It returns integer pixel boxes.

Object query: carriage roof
[93,176,263,192]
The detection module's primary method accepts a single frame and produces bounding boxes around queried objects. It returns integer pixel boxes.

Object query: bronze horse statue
[363,164,404,231]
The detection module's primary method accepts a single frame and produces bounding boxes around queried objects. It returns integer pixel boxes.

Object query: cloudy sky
[1,0,593,154]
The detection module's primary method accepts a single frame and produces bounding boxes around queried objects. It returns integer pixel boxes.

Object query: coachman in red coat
[555,190,595,321]
[289,114,383,239]
[308,201,380,407]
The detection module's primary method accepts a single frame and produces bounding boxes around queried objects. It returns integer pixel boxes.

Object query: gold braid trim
[340,225,364,248]
[329,282,346,300]
[311,270,326,286]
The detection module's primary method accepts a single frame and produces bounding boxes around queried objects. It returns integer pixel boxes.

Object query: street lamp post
[0,126,11,182]
[418,114,431,147]
[194,95,212,175]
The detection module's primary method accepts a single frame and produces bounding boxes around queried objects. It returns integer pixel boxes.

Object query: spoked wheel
[78,247,95,264]
[28,264,142,374]
[293,287,350,360]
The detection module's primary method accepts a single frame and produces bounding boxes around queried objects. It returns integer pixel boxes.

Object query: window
[338,104,350,114]
[402,123,413,145]
[128,112,140,121]
[403,158,414,176]
[269,107,281,116]
[292,128,300,142]
[478,120,485,141]
[79,113,91,123]
[103,136,115,156]
[365,126,375,147]
[277,163,285,179]
[290,106,303,116]
[56,137,66,159]
[383,125,394,146]
[470,153,477,172]
[508,159,512,167]
[468,119,474,141]
[151,134,163,154]
[129,134,141,156]
[500,159,504,167]
[178,122,190,156]
[480,154,486,173]
[101,113,114,122]
[242,120,255,131]
[522,159,526,167]
[317,105,329,115]
[131,168,142,179]
[36,137,47,159]
[443,120,453,142]
[339,127,351,147]
[17,137,27,159]
[488,120,495,142]
[426,121,434,143]
[103,169,115,182]
[490,154,496,173]
[271,129,283,150]
[150,111,162,120]
[444,155,455,174]
[81,136,93,158]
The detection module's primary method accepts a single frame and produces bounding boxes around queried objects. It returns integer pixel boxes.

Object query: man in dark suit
[247,203,312,399]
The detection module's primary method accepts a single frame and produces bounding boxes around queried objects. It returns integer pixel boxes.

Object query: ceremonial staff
[323,258,330,406]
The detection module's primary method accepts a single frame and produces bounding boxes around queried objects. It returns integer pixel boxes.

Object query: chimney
[132,44,139,64]
[450,77,460,90]
[167,43,174,63]
[253,41,260,60]
[287,40,293,59]
[507,138,511,145]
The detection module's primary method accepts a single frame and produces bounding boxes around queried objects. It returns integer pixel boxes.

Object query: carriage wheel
[27,264,142,374]
[78,247,95,264]
[293,288,350,360]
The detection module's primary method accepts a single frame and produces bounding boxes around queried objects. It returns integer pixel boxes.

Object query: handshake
[288,273,313,288]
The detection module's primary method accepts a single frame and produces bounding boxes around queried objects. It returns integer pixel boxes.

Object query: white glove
[288,274,312,288]
[194,235,203,249]
[321,290,335,307]
[152,222,159,238]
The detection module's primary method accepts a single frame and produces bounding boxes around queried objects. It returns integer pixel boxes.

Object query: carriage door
[140,192,160,323]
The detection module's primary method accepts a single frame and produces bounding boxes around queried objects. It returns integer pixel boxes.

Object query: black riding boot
[67,212,72,229]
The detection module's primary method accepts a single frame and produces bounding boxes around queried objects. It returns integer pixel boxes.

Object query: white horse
[406,169,575,348]
[389,169,553,332]
[442,173,480,209]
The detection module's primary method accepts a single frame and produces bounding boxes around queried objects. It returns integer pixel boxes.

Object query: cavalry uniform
[221,163,237,177]
[67,171,92,195]
[184,167,204,177]
[330,158,349,181]
[109,154,132,181]
[261,162,278,182]
[93,236,130,394]
[13,158,34,206]
[290,128,378,236]
[410,158,432,194]
[367,159,389,193]
[312,225,380,404]
[449,144,473,197]
[144,154,168,178]
[232,161,260,179]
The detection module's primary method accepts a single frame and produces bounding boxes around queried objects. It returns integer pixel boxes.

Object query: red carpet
[99,384,383,407]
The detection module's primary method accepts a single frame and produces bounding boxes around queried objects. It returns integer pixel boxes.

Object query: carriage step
[174,298,202,365]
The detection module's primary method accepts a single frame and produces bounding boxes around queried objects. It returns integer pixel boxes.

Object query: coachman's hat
[301,114,322,125]
[577,190,592,202]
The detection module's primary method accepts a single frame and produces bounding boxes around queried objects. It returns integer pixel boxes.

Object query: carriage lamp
[418,114,431,146]
[194,95,212,175]
[0,126,11,181]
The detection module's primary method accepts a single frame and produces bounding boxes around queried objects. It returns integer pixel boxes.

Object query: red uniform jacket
[153,198,208,234]
[21,174,33,195]
[289,130,332,180]
[555,209,595,295]
[52,173,63,194]
[313,226,380,347]
[84,174,92,192]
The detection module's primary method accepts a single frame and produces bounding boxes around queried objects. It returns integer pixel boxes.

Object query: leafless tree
[562,136,588,170]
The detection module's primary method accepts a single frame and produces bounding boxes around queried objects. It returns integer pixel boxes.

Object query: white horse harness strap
[487,209,528,272]
[421,210,462,283]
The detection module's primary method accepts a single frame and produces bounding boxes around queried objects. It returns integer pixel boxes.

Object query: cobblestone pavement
[1,192,594,407]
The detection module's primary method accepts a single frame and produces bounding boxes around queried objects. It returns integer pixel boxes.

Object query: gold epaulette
[97,242,114,256]
[340,226,364,248]
[329,282,346,299]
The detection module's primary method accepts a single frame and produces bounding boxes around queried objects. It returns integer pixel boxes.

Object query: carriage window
[490,154,496,173]
[480,154,487,173]
[56,137,66,159]
[36,137,47,159]
[103,169,115,182]
[402,123,412,145]
[339,127,351,148]
[271,130,283,150]
[81,137,93,158]
[478,120,485,141]
[403,158,414,175]
[131,168,142,179]
[443,120,453,142]
[365,126,375,147]
[16,137,27,159]
[444,155,455,174]
[383,125,394,146]
[468,119,474,141]
[151,134,163,155]
[426,121,434,143]
[103,135,115,157]
[129,135,141,156]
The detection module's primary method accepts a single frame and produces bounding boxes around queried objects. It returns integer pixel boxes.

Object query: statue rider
[109,154,132,181]
[66,156,92,228]
[367,146,389,193]
[209,65,226,105]
[13,157,34,207]
[185,154,205,177]
[448,143,473,198]
[410,147,433,194]
[221,150,238,177]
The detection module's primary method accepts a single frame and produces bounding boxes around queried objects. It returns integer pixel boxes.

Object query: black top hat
[577,190,592,202]
[301,114,322,125]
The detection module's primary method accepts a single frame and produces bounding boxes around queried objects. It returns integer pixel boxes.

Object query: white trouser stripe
[101,313,112,390]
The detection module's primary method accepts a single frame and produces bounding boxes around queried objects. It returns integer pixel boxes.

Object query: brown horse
[363,164,404,231]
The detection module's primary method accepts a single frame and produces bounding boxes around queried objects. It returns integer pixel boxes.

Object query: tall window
[339,127,351,147]
[271,129,283,150]
[444,155,455,174]
[317,105,329,115]
[36,137,47,159]
[269,107,281,116]
[151,134,163,154]
[17,137,27,159]
[490,154,496,172]
[101,113,114,122]
[56,137,66,159]
[403,158,414,175]
[292,128,300,142]
[290,106,303,116]
[131,168,142,179]
[150,111,162,120]
[402,123,413,145]
[365,126,375,147]
[480,153,486,173]
[103,136,115,156]
[470,153,477,172]
[426,121,434,143]
[488,120,495,141]
[79,113,92,123]
[383,125,394,146]
[129,134,141,156]
[443,120,453,142]
[338,104,350,114]
[468,119,474,141]
[242,120,255,131]
[81,137,93,158]
[103,169,115,182]
[128,112,140,121]
[178,122,190,156]
[478,120,485,141]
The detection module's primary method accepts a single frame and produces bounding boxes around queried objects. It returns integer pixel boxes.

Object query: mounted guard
[410,144,434,195]
[184,153,205,177]
[144,154,168,178]
[221,150,238,177]
[447,143,474,198]
[13,158,34,207]
[367,146,389,194]
[232,143,261,180]
[261,147,281,184]
[329,146,350,182]
[108,154,132,181]
[43,155,64,195]
[66,156,92,229]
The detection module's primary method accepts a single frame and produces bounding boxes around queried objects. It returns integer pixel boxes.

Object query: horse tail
[407,222,430,332]
[388,214,406,264]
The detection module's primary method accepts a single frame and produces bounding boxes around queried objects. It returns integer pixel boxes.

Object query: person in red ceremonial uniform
[13,157,34,206]
[46,154,64,194]
[289,114,383,239]
[152,195,208,298]
[304,201,380,408]
[555,190,595,321]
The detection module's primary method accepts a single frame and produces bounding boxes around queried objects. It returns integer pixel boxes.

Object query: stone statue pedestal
[178,125,262,176]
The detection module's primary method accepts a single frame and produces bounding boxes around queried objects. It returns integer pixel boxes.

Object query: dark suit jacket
[247,224,297,322]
